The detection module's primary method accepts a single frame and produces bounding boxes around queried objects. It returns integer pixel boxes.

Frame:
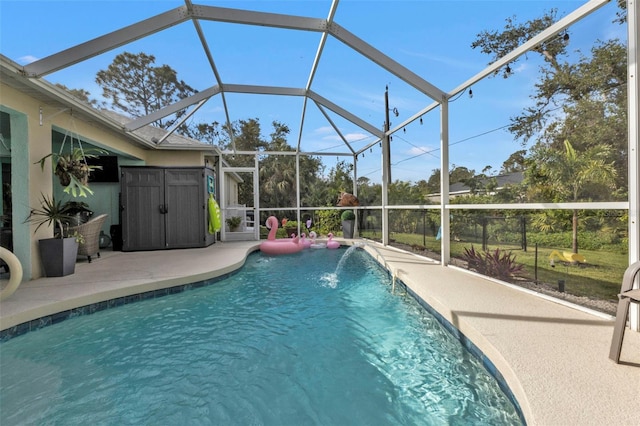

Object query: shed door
[165,169,203,248]
[121,168,165,251]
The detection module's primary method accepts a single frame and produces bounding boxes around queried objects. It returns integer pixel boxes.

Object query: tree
[95,52,197,130]
[184,121,222,146]
[500,150,527,174]
[258,121,323,210]
[471,7,628,195]
[55,83,98,107]
[526,140,617,253]
[449,165,475,184]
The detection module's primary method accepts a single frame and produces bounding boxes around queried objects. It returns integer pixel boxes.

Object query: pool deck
[1,240,639,425]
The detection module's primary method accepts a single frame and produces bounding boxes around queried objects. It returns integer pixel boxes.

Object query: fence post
[534,243,538,284]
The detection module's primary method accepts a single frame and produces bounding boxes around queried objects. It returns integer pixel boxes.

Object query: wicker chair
[68,214,108,263]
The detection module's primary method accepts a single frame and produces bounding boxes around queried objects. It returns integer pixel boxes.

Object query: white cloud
[314,126,335,135]
[407,145,436,156]
[18,55,39,65]
[345,132,370,142]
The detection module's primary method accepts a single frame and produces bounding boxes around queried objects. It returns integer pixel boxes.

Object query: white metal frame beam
[627,0,639,330]
[449,0,610,98]
[327,22,446,102]
[308,91,382,138]
[23,6,191,77]
[191,4,327,31]
[124,85,221,131]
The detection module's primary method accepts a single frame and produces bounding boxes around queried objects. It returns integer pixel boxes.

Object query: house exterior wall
[0,82,210,280]
[145,150,206,167]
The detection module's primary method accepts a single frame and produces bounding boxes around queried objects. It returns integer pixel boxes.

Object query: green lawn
[361,230,626,302]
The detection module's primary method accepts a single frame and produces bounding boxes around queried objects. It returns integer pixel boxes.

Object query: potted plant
[341,210,356,239]
[226,216,243,232]
[36,147,106,197]
[284,220,299,236]
[26,194,80,277]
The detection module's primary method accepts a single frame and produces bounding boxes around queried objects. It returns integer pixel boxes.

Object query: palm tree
[534,139,617,253]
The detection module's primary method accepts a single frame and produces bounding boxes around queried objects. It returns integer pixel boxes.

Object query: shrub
[341,210,356,221]
[462,245,524,281]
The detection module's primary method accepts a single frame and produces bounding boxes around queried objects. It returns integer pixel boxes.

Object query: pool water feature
[0,248,523,425]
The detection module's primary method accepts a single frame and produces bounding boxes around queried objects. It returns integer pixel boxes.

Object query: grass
[361,230,626,302]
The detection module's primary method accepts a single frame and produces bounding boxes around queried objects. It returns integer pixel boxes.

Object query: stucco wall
[1,82,211,280]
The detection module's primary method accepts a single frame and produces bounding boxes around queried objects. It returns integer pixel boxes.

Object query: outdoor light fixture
[419,117,423,125]
[403,128,406,133]
[468,89,473,98]
[506,64,511,74]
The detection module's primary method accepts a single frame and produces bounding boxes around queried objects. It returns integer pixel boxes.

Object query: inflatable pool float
[326,233,340,249]
[308,231,326,249]
[260,216,304,255]
[299,233,312,249]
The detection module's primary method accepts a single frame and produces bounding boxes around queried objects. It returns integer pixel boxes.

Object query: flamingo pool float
[259,216,304,255]
[299,233,312,249]
[308,231,326,249]
[326,233,340,249]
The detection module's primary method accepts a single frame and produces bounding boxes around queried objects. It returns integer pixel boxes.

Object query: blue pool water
[0,248,523,425]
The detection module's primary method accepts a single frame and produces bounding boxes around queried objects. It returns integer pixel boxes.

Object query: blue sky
[0,0,625,184]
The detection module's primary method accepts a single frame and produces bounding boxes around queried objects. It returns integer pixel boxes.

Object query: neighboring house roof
[430,171,524,199]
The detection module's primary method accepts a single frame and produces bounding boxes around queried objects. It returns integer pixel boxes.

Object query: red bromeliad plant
[462,245,524,281]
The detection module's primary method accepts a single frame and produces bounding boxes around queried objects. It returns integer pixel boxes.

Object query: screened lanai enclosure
[0,0,638,320]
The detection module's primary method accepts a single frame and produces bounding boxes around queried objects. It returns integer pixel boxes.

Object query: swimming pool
[0,247,523,425]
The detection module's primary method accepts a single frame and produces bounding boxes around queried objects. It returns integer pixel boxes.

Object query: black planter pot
[342,220,355,239]
[38,237,78,277]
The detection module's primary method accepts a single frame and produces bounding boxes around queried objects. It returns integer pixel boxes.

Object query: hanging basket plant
[37,148,104,197]
[36,125,107,197]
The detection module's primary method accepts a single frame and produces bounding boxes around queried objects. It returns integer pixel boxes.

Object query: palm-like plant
[26,194,74,238]
[535,139,617,253]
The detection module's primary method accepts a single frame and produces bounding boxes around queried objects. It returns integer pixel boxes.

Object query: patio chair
[68,214,108,263]
[609,260,640,363]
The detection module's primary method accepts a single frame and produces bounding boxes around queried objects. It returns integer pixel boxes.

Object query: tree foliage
[470,9,627,195]
[95,52,197,129]
[526,139,617,252]
[55,83,98,107]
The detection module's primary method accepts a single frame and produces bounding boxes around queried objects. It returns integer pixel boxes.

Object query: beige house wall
[1,82,213,280]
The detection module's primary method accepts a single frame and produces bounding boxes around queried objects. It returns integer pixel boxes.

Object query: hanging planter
[36,125,107,197]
